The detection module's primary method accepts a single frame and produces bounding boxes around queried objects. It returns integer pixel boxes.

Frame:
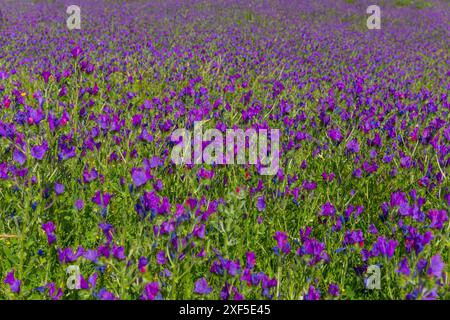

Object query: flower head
[194,277,212,295]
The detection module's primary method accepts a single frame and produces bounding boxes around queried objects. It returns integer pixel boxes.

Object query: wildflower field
[0,0,449,300]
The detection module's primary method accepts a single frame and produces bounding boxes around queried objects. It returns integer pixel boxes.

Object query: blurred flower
[194,277,212,295]
[141,282,159,300]
[427,255,444,278]
[256,196,266,211]
[42,221,56,245]
[328,283,340,297]
[4,270,21,293]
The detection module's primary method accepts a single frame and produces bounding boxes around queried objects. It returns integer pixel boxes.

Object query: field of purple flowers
[0,0,449,300]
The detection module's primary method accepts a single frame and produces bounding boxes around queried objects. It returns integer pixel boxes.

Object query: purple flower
[273,231,291,254]
[390,191,408,207]
[427,254,444,278]
[369,224,378,234]
[302,180,317,191]
[319,202,336,217]
[41,70,51,83]
[31,141,48,160]
[193,224,206,239]
[224,259,241,276]
[148,156,162,168]
[427,209,448,230]
[245,251,256,269]
[131,167,150,187]
[328,283,340,297]
[328,128,342,142]
[4,270,21,293]
[57,246,85,263]
[416,259,428,274]
[96,288,118,300]
[346,138,360,153]
[42,221,56,245]
[97,245,110,258]
[157,197,171,215]
[79,275,89,290]
[256,196,266,211]
[272,81,284,97]
[304,285,320,300]
[370,236,397,259]
[405,227,433,254]
[297,238,329,266]
[54,182,64,195]
[194,277,212,295]
[156,250,167,265]
[74,199,84,210]
[232,287,244,300]
[112,245,126,260]
[83,167,98,183]
[423,288,439,300]
[99,222,114,243]
[88,273,98,289]
[138,257,148,273]
[46,282,63,300]
[83,249,99,263]
[343,230,364,246]
[13,148,26,165]
[141,282,159,300]
[220,282,231,300]
[71,46,83,58]
[92,191,112,208]
[396,258,410,276]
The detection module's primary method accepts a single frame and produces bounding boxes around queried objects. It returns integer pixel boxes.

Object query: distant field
[0,0,448,300]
